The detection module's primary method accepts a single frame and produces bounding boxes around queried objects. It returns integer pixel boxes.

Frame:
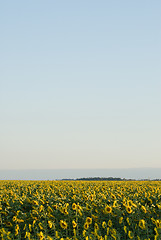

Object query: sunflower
[105,205,112,214]
[47,236,53,240]
[151,217,156,224]
[86,217,92,225]
[63,207,68,215]
[12,216,17,222]
[154,227,158,236]
[113,200,117,207]
[119,217,123,224]
[84,222,89,230]
[15,224,19,236]
[38,231,44,240]
[29,224,32,232]
[33,220,36,227]
[60,220,68,229]
[108,220,112,227]
[128,231,134,239]
[139,219,146,229]
[102,221,106,229]
[90,195,93,201]
[83,230,86,237]
[73,228,76,237]
[126,206,132,214]
[124,225,127,234]
[25,232,31,239]
[55,231,59,238]
[53,204,57,210]
[126,217,130,225]
[141,205,147,213]
[78,209,82,216]
[48,220,52,228]
[155,219,161,228]
[33,200,38,205]
[72,203,77,210]
[39,222,43,230]
[111,235,116,240]
[111,228,116,236]
[5,221,13,227]
[111,194,116,200]
[94,223,99,230]
[72,220,77,228]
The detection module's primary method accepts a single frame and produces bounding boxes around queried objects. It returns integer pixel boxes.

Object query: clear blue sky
[0,0,161,169]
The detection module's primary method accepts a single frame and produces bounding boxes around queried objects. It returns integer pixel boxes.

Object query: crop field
[0,180,161,240]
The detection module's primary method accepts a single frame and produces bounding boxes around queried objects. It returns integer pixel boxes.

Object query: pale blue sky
[0,0,161,169]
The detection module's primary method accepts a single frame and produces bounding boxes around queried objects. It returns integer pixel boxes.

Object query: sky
[0,0,161,170]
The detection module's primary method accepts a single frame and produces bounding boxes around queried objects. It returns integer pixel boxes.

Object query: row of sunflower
[0,180,161,239]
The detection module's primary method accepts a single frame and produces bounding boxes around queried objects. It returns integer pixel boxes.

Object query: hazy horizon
[0,168,161,180]
[1,1,161,170]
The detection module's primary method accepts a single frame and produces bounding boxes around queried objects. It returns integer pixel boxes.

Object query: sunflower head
[128,231,134,239]
[141,205,147,213]
[102,221,106,229]
[108,220,112,227]
[86,217,92,225]
[84,222,89,230]
[139,219,146,229]
[72,203,77,210]
[126,206,132,214]
[105,205,112,214]
[72,220,77,228]
[60,220,68,229]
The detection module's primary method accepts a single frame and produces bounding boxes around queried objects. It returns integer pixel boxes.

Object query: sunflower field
[0,180,161,240]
